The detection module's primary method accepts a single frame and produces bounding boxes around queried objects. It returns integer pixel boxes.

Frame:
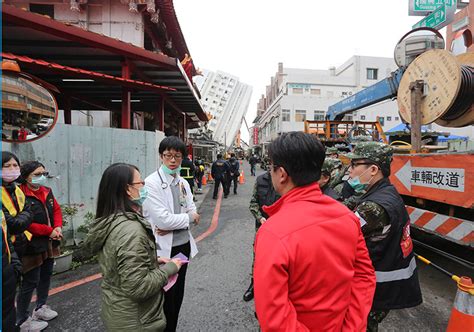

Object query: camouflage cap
[325,147,338,155]
[321,157,342,174]
[347,142,393,171]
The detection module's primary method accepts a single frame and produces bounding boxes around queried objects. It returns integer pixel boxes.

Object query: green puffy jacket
[85,212,178,331]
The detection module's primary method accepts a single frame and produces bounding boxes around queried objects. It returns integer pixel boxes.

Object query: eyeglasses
[162,153,183,161]
[349,161,374,169]
[32,172,49,177]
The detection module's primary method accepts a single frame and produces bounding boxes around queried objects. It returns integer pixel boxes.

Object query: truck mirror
[394,27,445,68]
[2,61,58,143]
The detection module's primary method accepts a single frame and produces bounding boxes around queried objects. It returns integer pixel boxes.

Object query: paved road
[38,162,470,331]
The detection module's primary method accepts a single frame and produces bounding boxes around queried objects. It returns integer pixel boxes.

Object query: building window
[361,115,366,120]
[292,88,303,94]
[295,110,306,122]
[311,89,321,95]
[387,116,392,121]
[282,109,290,122]
[367,68,378,80]
[314,111,325,121]
[395,116,400,121]
[30,4,55,17]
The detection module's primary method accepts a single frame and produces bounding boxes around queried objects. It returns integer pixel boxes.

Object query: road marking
[31,273,102,303]
[31,187,222,301]
[195,187,223,243]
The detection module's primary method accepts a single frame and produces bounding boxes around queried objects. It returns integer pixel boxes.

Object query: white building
[196,70,252,148]
[253,57,403,149]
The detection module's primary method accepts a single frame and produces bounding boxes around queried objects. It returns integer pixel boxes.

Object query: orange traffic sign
[390,153,474,209]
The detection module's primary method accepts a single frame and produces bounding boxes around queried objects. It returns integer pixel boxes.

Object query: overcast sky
[174,0,436,142]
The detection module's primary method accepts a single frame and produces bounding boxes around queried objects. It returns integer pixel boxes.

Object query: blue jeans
[16,258,55,324]
[250,164,256,176]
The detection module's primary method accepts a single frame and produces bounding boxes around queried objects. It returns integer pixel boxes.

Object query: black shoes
[243,281,254,302]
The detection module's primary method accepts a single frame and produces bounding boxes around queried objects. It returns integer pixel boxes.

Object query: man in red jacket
[254,132,376,331]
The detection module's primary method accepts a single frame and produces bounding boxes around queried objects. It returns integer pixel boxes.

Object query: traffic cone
[202,174,207,186]
[208,173,213,183]
[239,171,245,184]
[446,276,474,332]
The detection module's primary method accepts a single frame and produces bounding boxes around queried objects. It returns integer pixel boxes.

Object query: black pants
[185,179,194,195]
[213,177,228,198]
[2,263,17,332]
[164,242,191,332]
[228,175,239,194]
[16,258,55,324]
[367,310,390,332]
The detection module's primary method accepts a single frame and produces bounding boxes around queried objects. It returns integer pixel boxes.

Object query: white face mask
[2,169,21,183]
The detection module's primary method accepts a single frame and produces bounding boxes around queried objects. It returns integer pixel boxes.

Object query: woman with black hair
[16,161,63,330]
[85,163,183,331]
[1,151,37,331]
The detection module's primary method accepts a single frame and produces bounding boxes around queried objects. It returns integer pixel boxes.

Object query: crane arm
[326,68,405,120]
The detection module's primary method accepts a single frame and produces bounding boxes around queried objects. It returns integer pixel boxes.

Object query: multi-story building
[196,70,252,148]
[3,1,207,139]
[252,57,403,152]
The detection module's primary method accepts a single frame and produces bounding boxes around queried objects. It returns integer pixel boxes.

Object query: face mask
[162,164,181,175]
[2,169,21,183]
[31,175,47,186]
[348,167,373,193]
[132,186,148,206]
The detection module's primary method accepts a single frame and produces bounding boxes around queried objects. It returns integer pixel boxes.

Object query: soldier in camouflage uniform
[346,142,422,332]
[319,158,342,200]
[325,146,339,158]
[243,171,280,302]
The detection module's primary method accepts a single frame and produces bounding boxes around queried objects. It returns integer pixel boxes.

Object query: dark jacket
[249,156,258,166]
[2,219,21,332]
[85,212,178,331]
[211,159,230,180]
[2,184,33,257]
[249,172,280,223]
[180,157,195,180]
[322,185,342,201]
[357,178,422,310]
[228,157,240,177]
[20,185,60,256]
[194,160,205,177]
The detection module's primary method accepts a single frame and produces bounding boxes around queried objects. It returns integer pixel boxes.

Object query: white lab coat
[143,167,198,259]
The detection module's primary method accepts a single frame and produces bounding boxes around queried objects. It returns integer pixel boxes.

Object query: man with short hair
[248,155,258,176]
[228,153,240,195]
[346,142,422,332]
[211,153,230,199]
[254,131,376,331]
[180,155,195,196]
[143,136,200,332]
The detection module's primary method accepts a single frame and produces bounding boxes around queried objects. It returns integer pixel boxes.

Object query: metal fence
[4,124,163,242]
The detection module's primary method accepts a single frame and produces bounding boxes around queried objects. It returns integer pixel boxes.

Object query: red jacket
[254,182,376,332]
[20,185,63,237]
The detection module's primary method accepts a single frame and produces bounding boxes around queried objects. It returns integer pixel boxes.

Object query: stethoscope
[157,170,169,190]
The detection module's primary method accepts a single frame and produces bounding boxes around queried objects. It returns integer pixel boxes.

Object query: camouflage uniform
[346,142,395,332]
[249,183,264,226]
[325,146,338,156]
[320,158,342,200]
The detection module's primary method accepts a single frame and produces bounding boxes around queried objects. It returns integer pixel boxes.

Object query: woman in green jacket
[85,163,182,331]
